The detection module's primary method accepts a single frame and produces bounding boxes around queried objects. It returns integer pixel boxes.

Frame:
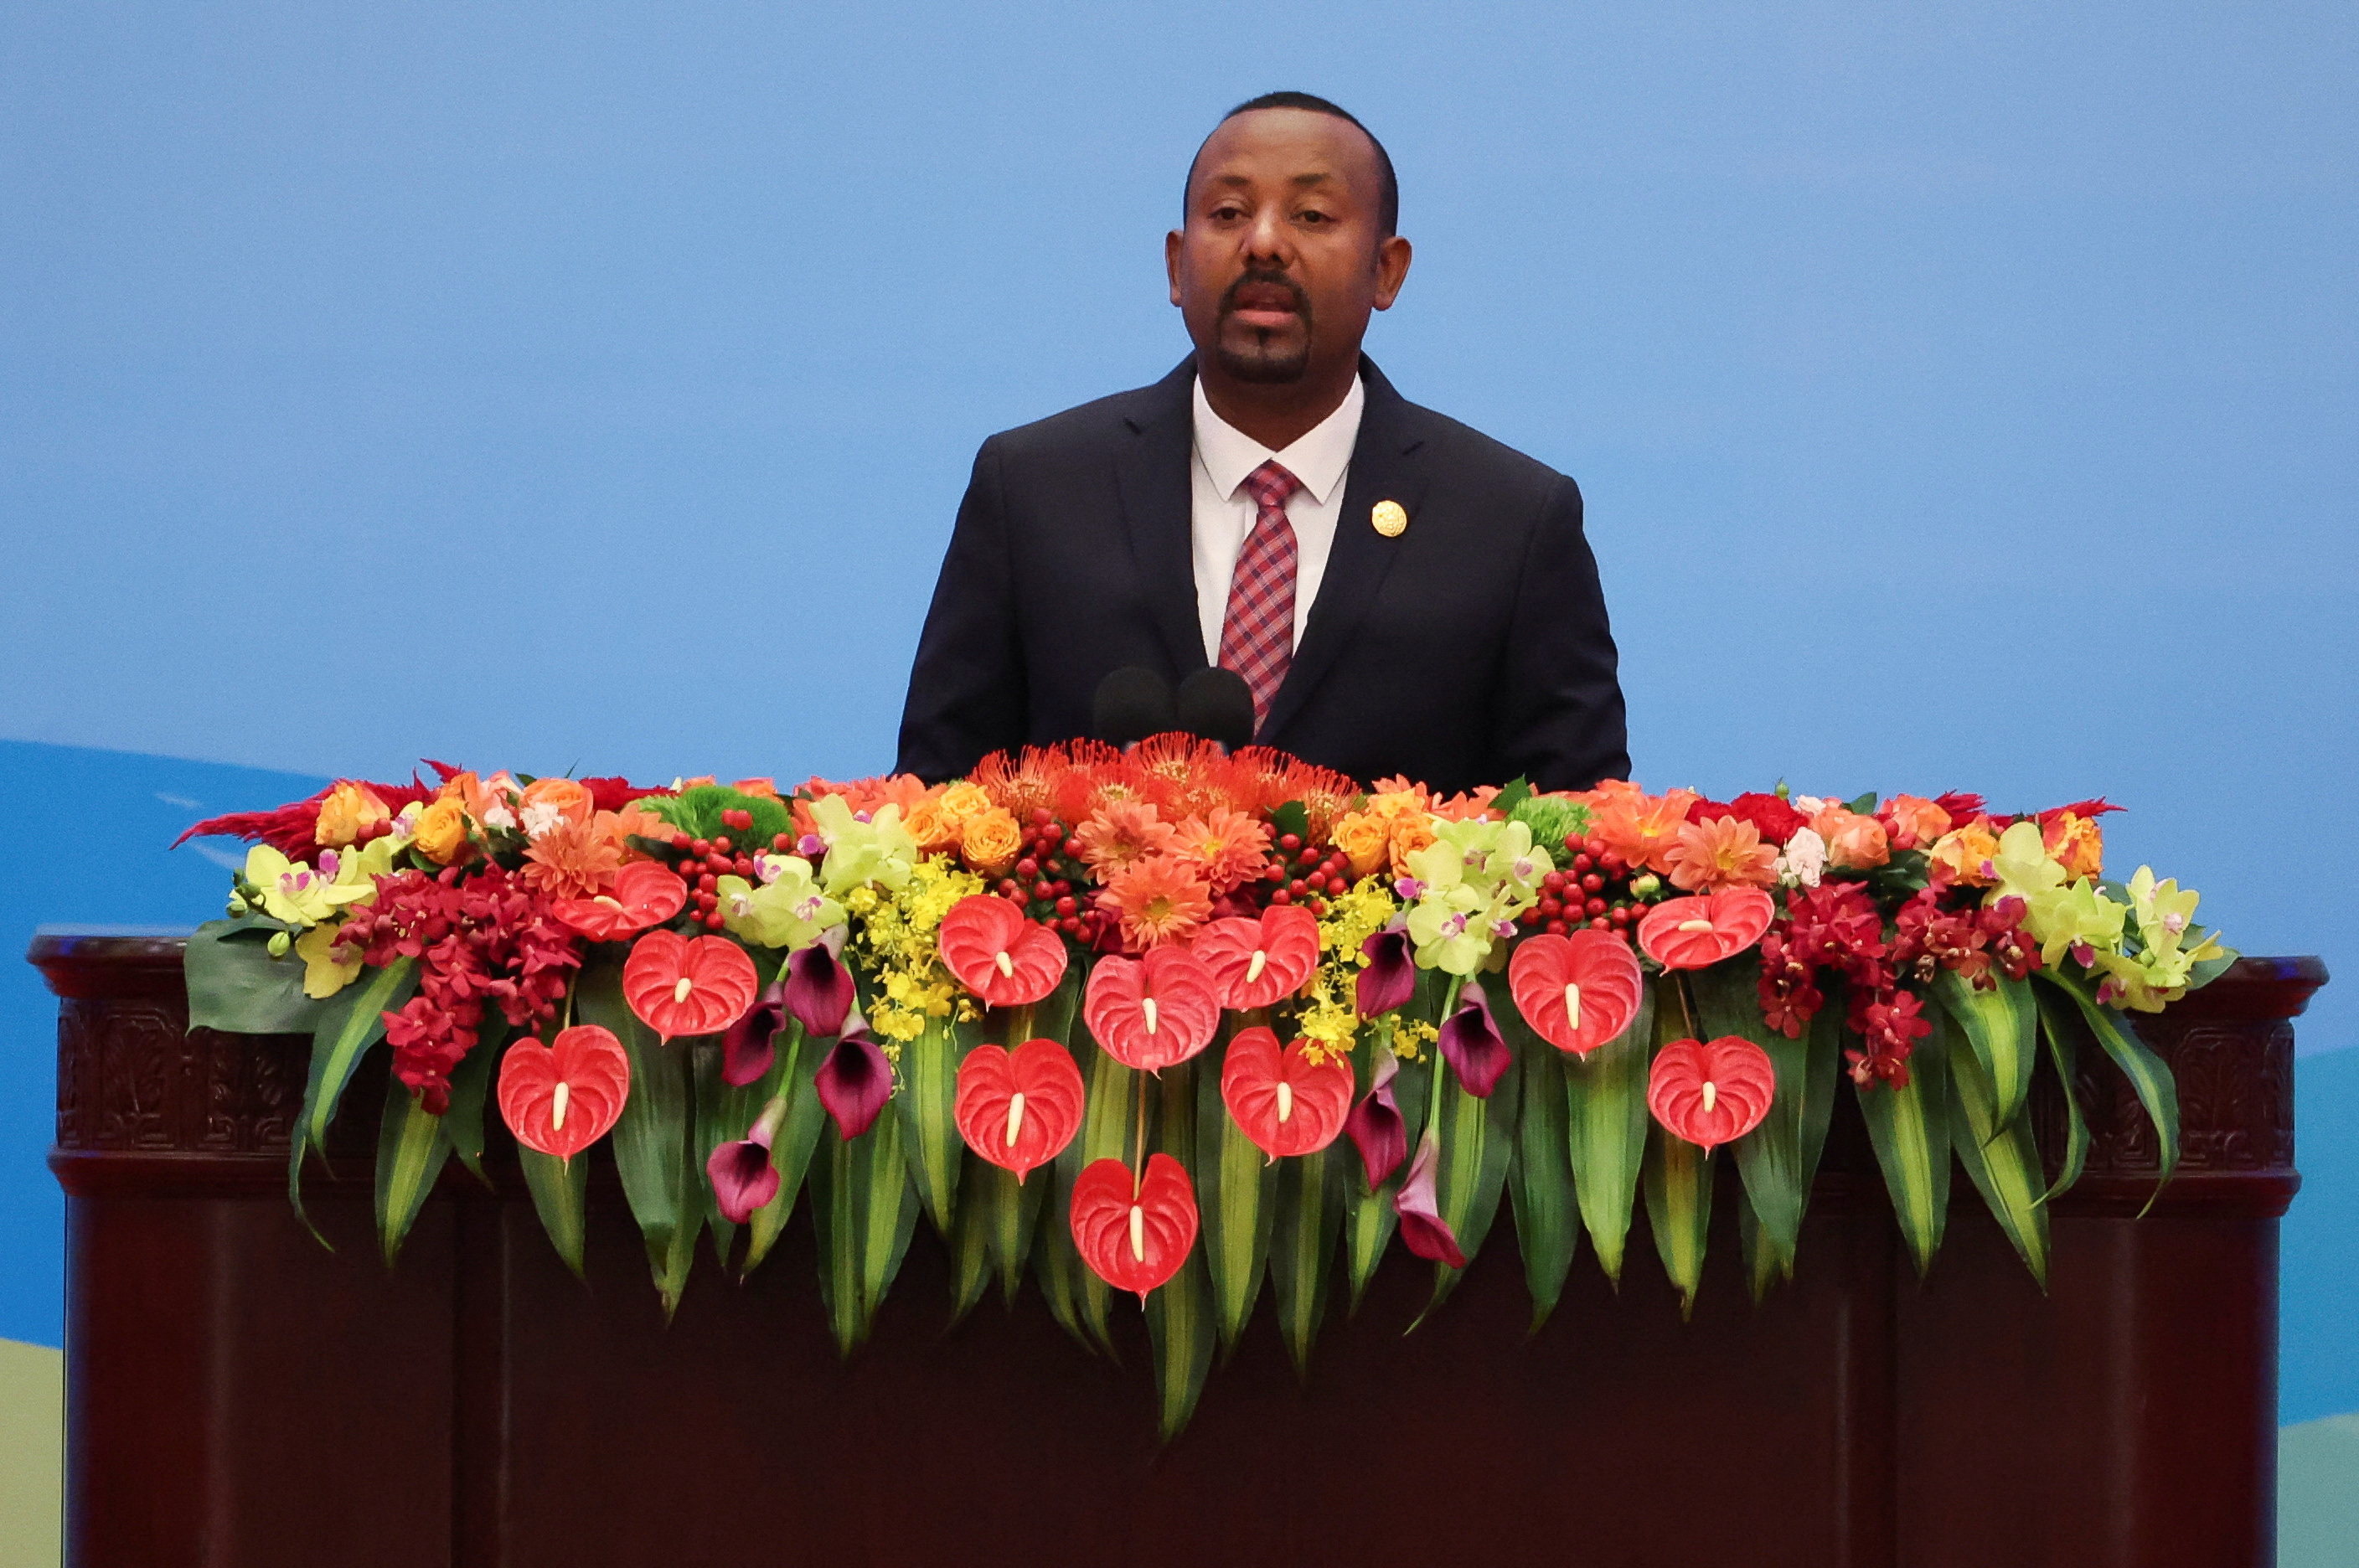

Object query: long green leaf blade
[373,1075,451,1270]
[1932,970,2037,1132]
[742,1027,825,1276]
[1562,978,1656,1284]
[1508,1027,1578,1331]
[2040,970,2180,1212]
[519,1146,590,1277]
[1857,1039,1952,1276]
[1195,1034,1277,1354]
[439,1020,501,1184]
[1419,1035,1521,1320]
[1343,1033,1428,1311]
[1144,1058,1213,1439]
[1268,1143,1342,1376]
[579,957,698,1314]
[1942,1013,2050,1285]
[894,1011,977,1235]
[1695,958,1821,1288]
[287,957,419,1240]
[2031,991,2091,1204]
[1641,1126,1713,1318]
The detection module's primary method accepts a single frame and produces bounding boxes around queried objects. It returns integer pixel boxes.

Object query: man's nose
[1241,207,1294,268]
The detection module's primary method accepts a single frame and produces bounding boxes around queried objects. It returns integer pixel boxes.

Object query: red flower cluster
[333,864,582,1112]
[173,772,439,859]
[1892,890,2041,989]
[1685,791,1808,846]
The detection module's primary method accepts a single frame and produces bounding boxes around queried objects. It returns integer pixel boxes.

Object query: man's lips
[1221,276,1308,331]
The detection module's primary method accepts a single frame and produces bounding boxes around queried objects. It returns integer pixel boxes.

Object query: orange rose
[961,807,1024,876]
[411,797,473,865]
[1810,807,1891,870]
[519,777,594,839]
[1385,816,1438,877]
[2042,812,2104,880]
[1332,810,1391,878]
[1878,794,1953,852]
[313,781,390,848]
[1929,821,2002,886]
[730,777,781,801]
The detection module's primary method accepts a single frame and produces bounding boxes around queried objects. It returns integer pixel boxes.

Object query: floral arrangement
[181,742,2231,1435]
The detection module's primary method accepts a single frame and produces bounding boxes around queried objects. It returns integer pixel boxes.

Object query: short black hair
[1185,90,1399,237]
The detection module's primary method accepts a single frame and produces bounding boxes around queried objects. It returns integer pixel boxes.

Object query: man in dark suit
[896,92,1628,796]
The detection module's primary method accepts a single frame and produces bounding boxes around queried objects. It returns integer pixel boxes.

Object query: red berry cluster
[658,807,792,933]
[1520,833,1644,941]
[1260,833,1345,917]
[993,808,1096,941]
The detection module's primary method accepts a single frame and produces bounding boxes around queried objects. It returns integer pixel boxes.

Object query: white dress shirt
[1190,374,1365,666]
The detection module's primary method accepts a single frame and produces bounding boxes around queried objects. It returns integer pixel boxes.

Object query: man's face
[1168,108,1408,387]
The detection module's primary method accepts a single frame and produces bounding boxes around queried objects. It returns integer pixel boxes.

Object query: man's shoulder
[1383,389,1576,509]
[978,365,1188,467]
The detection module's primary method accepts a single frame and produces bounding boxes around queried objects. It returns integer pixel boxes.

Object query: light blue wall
[3,0,2350,1400]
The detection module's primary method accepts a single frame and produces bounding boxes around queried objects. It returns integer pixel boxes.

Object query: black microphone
[1176,666,1257,750]
[1091,667,1177,746]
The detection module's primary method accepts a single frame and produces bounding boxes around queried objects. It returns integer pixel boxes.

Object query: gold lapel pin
[1371,499,1408,538]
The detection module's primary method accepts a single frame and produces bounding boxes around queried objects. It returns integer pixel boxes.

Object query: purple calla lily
[1344,1050,1407,1189]
[1437,977,1512,1098]
[783,941,856,1039]
[813,1030,893,1140]
[1355,917,1416,1019]
[708,1091,791,1223]
[721,981,787,1087]
[1393,1127,1466,1268]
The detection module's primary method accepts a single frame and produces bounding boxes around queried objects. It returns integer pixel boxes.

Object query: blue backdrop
[3,2,2350,1416]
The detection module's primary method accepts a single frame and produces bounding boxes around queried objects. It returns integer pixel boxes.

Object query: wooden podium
[34,932,2325,1567]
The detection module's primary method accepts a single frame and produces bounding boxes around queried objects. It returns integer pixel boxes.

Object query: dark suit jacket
[896,355,1629,797]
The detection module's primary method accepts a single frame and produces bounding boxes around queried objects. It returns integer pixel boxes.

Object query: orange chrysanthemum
[522,814,628,900]
[1071,799,1176,874]
[1169,807,1272,896]
[1100,854,1214,951]
[1589,787,1700,874]
[1664,814,1780,893]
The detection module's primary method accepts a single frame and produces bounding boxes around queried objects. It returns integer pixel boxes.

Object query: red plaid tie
[1217,459,1303,731]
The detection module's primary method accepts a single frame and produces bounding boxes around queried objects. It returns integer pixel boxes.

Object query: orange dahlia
[1100,854,1214,950]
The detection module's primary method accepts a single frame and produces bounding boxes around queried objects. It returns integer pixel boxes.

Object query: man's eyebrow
[1291,172,1333,187]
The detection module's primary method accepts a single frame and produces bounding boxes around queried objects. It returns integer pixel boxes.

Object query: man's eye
[1298,210,1330,224]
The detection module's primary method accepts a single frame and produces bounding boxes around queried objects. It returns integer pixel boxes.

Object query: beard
[1212,268,1314,384]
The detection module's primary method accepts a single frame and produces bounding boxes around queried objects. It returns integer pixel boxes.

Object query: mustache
[1218,268,1312,323]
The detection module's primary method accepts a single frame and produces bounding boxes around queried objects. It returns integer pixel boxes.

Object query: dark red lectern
[35,932,2325,1567]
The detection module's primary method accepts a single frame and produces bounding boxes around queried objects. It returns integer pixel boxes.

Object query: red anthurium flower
[1191,905,1320,1010]
[550,860,686,942]
[1393,1128,1466,1268]
[1070,1153,1198,1302]
[1509,929,1644,1055]
[813,1031,895,1140]
[1220,1026,1355,1159]
[782,941,855,1038]
[1647,1035,1778,1151]
[720,981,787,1087]
[707,1091,791,1223]
[953,1039,1086,1183]
[622,930,760,1039]
[1436,977,1513,1097]
[497,1024,632,1161]
[1636,888,1777,972]
[1344,1050,1407,1189]
[937,894,1067,1007]
[1355,918,1416,1018]
[1081,946,1222,1071]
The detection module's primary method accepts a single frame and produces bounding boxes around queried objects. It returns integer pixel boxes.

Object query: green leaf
[578,957,699,1315]
[1508,1024,1579,1331]
[1696,961,1837,1291]
[809,1112,921,1354]
[1942,1011,2049,1286]
[1417,1025,1521,1322]
[1857,1037,1952,1276]
[894,1011,980,1236]
[1932,971,2037,1132]
[2038,970,2179,1213]
[1561,977,1657,1284]
[439,1020,501,1183]
[373,1075,451,1270]
[2031,991,2090,1204]
[1268,800,1310,843]
[1144,1058,1214,1440]
[742,1025,827,1276]
[1268,1142,1344,1376]
[287,957,419,1242]
[2186,941,2240,991]
[1488,776,1533,816]
[185,918,328,1034]
[1061,1023,1141,1354]
[1343,1028,1429,1311]
[1642,1125,1714,1319]
[519,1146,590,1277]
[949,1154,1045,1323]
[1195,1034,1277,1356]
[1736,1186,1780,1303]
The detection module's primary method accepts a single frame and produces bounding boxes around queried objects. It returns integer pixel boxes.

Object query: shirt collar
[1191,373,1365,506]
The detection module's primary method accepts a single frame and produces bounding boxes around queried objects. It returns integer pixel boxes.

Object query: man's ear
[1371,234,1413,312]
[1165,230,1185,307]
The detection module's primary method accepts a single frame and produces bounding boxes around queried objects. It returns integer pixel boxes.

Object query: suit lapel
[1258,358,1427,745]
[1113,357,1210,674]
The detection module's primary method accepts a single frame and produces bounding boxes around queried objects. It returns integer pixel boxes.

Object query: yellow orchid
[717,856,844,951]
[293,923,363,998]
[2025,879,2129,968]
[242,845,376,927]
[807,794,919,895]
[1986,821,2066,906]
